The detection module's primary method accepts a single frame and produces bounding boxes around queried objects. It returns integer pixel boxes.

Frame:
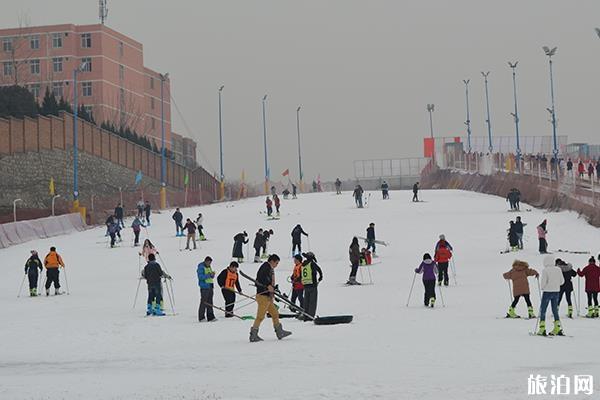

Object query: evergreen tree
[0,85,39,118]
[40,87,59,116]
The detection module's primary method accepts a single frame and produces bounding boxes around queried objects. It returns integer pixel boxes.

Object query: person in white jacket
[537,255,565,336]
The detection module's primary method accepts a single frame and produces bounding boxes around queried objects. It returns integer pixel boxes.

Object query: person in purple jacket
[415,253,438,307]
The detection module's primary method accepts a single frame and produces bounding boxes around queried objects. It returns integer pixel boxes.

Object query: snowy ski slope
[1,190,599,400]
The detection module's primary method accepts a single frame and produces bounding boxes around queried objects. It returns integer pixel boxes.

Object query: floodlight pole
[463,80,472,153]
[509,62,521,165]
[482,71,493,153]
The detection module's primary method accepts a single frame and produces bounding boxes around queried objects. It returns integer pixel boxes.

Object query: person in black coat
[366,223,376,255]
[114,203,124,228]
[556,258,577,318]
[514,216,526,249]
[253,229,265,262]
[301,252,323,320]
[412,182,419,202]
[291,224,308,255]
[144,201,151,226]
[172,208,184,236]
[217,261,242,317]
[381,181,389,199]
[262,229,273,257]
[141,253,171,316]
[232,231,249,262]
[507,221,519,251]
[24,250,43,296]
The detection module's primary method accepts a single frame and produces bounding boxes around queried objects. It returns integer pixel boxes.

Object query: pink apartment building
[0,23,173,149]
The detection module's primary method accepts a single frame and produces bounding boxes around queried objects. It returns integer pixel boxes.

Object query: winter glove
[164,274,172,280]
[414,268,419,273]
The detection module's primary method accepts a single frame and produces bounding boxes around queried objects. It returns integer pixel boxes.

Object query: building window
[150,97,155,110]
[119,64,125,80]
[81,33,92,48]
[30,59,40,75]
[52,82,63,98]
[82,81,92,97]
[3,61,13,76]
[52,33,63,48]
[29,84,40,98]
[81,57,92,72]
[151,117,155,129]
[52,57,63,73]
[150,76,154,89]
[30,35,39,50]
[3,38,13,52]
[119,41,124,57]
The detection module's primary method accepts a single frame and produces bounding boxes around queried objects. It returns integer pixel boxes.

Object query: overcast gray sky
[3,1,600,182]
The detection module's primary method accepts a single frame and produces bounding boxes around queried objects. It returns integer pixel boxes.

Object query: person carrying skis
[273,194,281,215]
[140,239,158,262]
[290,254,304,308]
[537,220,548,254]
[24,250,43,296]
[556,258,577,319]
[414,253,437,307]
[197,256,216,322]
[514,216,526,250]
[131,215,145,246]
[352,185,364,208]
[144,201,151,226]
[434,242,452,286]
[114,203,124,228]
[435,234,453,252]
[232,231,248,262]
[265,197,273,217]
[261,229,273,258]
[217,261,242,318]
[366,222,377,257]
[301,251,323,320]
[292,183,297,199]
[291,224,308,255]
[412,182,420,202]
[335,178,342,194]
[381,180,389,199]
[172,208,184,237]
[183,218,197,250]
[502,260,538,318]
[43,246,65,296]
[576,256,600,318]
[196,213,205,241]
[507,221,519,252]
[537,255,565,336]
[253,229,265,263]
[250,254,292,342]
[347,237,361,285]
[142,253,171,316]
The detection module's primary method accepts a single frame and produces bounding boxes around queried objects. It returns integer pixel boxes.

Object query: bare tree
[0,13,37,87]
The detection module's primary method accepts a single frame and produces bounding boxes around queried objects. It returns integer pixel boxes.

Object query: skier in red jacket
[434,244,452,286]
[577,257,600,318]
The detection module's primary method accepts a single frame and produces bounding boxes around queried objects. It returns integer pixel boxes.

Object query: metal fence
[354,158,430,179]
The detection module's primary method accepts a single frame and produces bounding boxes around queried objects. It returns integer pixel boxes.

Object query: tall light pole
[543,46,559,160]
[262,94,269,195]
[72,61,87,210]
[426,104,435,162]
[159,72,169,209]
[296,106,303,192]
[463,79,472,153]
[481,71,493,153]
[508,62,521,164]
[218,85,225,200]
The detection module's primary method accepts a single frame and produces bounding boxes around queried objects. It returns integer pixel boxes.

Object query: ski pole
[168,278,176,308]
[536,277,542,302]
[577,277,581,317]
[39,273,46,295]
[62,267,70,295]
[164,278,176,314]
[506,280,513,302]
[307,236,311,252]
[17,274,26,298]
[406,272,417,307]
[450,258,458,285]
[133,277,142,308]
[438,283,446,307]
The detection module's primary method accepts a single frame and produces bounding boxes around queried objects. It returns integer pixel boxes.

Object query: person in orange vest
[217,261,243,318]
[290,254,305,307]
[43,246,65,296]
[434,243,452,286]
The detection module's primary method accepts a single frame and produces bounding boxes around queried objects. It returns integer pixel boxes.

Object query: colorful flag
[49,177,55,196]
[135,170,142,185]
[184,171,189,186]
[282,168,289,177]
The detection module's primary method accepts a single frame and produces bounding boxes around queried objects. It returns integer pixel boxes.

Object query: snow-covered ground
[1,189,599,400]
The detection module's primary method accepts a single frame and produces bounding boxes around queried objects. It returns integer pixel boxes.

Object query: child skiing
[265,197,273,217]
[232,231,248,263]
[141,253,171,316]
[347,237,361,285]
[131,216,145,246]
[291,224,308,255]
[502,260,538,318]
[576,256,600,318]
[537,255,565,336]
[290,254,304,308]
[250,254,292,342]
[140,239,158,261]
[217,261,242,318]
[107,219,121,248]
[415,253,437,307]
[24,250,43,296]
[556,258,577,318]
[434,242,452,286]
[537,220,548,254]
[183,218,197,250]
[43,247,65,296]
[197,256,216,322]
[366,223,376,257]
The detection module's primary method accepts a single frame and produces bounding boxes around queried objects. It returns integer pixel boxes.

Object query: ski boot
[549,320,563,336]
[238,258,244,263]
[199,234,206,241]
[146,303,153,316]
[153,303,165,316]
[249,327,263,342]
[506,307,519,319]
[32,288,37,296]
[429,297,436,308]
[254,256,261,263]
[437,281,443,287]
[46,289,50,296]
[261,253,268,260]
[54,288,61,295]
[567,305,573,319]
[274,323,292,340]
[528,306,535,319]
[586,307,595,318]
[536,321,546,336]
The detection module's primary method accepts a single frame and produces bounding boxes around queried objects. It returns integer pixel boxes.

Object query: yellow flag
[49,177,55,196]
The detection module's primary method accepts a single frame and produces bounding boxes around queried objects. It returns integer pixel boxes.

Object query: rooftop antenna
[99,0,108,25]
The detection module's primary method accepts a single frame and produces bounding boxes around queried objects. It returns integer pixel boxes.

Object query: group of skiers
[412,235,454,307]
[265,195,281,217]
[505,217,549,254]
[23,247,66,297]
[506,188,521,211]
[172,209,206,250]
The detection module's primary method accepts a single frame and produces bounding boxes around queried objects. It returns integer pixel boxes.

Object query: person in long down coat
[232,231,249,262]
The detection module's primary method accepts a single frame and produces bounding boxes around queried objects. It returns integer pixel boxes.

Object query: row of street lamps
[427,45,561,161]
